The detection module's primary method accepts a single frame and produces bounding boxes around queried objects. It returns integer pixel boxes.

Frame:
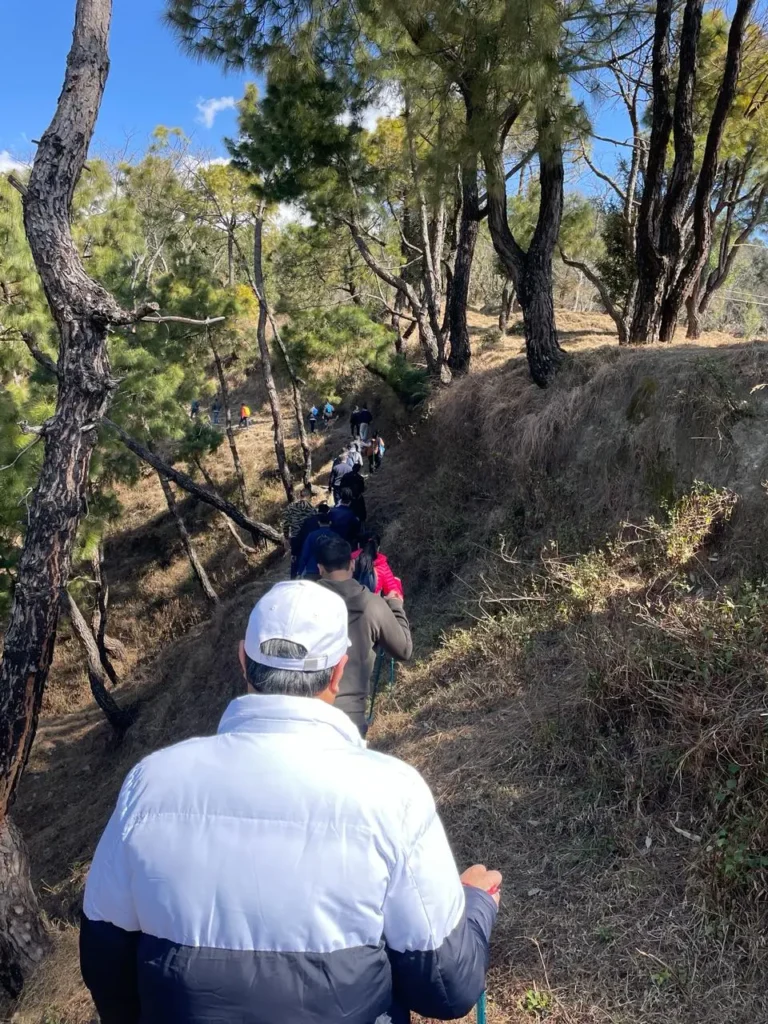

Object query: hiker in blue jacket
[80,579,500,1024]
[296,506,336,578]
[328,487,361,545]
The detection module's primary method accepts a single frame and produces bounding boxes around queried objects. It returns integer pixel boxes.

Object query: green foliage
[595,204,634,305]
[520,988,552,1017]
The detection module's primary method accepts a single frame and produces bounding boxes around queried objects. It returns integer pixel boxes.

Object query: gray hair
[245,638,333,697]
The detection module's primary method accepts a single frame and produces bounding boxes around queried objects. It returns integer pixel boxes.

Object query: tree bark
[62,589,136,732]
[0,820,49,997]
[253,208,294,502]
[105,419,284,545]
[157,472,219,604]
[448,156,480,374]
[0,0,148,990]
[208,329,249,510]
[685,290,702,340]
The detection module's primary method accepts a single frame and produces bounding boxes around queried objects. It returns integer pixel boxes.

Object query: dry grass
[372,488,768,1024]
[10,310,768,1024]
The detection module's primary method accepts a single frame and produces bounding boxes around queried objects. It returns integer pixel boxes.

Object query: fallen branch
[139,315,227,327]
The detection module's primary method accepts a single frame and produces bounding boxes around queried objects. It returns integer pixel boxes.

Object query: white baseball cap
[244,580,350,671]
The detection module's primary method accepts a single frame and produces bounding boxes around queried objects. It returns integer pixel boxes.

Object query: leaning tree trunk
[253,209,294,502]
[0,0,144,990]
[448,157,480,374]
[62,589,135,733]
[209,329,250,510]
[157,472,219,604]
[105,419,284,545]
[90,545,121,686]
[193,458,262,559]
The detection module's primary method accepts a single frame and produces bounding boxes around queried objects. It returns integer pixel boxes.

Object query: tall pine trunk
[253,209,294,502]
[485,138,564,386]
[0,0,139,990]
[269,318,313,492]
[157,472,219,604]
[448,158,480,374]
[208,329,250,510]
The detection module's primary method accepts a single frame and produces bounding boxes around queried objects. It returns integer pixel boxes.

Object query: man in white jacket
[80,580,501,1024]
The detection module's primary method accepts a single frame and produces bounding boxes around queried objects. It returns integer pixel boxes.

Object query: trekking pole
[366,649,385,725]
[476,991,487,1024]
[387,656,396,689]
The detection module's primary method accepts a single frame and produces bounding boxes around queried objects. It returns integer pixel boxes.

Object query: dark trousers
[309,419,316,433]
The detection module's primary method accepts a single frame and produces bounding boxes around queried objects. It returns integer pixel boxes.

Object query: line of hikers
[80,407,501,1024]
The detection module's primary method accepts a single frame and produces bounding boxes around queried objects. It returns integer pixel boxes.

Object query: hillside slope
[11,312,768,1024]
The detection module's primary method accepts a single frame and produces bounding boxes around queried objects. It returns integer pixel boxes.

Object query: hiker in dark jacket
[357,403,373,442]
[297,506,336,579]
[343,464,367,524]
[328,456,353,504]
[328,488,361,545]
[316,533,412,734]
[350,405,361,438]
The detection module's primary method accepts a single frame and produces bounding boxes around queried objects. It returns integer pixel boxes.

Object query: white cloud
[335,84,404,134]
[196,96,237,129]
[273,202,314,229]
[0,150,28,174]
[360,83,403,132]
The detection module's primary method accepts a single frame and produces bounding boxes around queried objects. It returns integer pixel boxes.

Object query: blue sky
[1,0,627,193]
[0,0,251,169]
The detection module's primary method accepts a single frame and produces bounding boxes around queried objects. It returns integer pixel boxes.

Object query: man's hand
[383,590,404,602]
[461,865,502,906]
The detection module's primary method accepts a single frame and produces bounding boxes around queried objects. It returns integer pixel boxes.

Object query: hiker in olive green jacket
[315,533,412,735]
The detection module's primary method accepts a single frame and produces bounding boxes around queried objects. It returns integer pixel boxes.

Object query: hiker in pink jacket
[352,533,403,599]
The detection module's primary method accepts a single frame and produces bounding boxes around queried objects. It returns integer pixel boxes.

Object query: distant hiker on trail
[345,442,364,470]
[308,404,319,433]
[239,403,251,429]
[322,399,335,429]
[190,398,201,419]
[80,578,500,1024]
[282,488,316,579]
[358,403,373,442]
[353,533,403,598]
[328,454,353,504]
[350,404,361,438]
[329,487,361,546]
[344,463,367,525]
[211,399,221,425]
[367,431,385,473]
[297,505,336,579]
[316,533,413,736]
